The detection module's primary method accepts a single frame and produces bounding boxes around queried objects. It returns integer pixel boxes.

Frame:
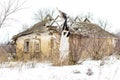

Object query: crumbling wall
[69,35,115,63]
[15,32,60,61]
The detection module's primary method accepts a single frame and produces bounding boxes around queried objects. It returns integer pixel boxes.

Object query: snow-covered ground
[0,55,120,80]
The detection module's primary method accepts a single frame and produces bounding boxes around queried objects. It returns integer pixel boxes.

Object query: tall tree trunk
[59,30,69,64]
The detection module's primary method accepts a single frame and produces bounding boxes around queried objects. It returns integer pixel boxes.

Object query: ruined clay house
[12,16,117,61]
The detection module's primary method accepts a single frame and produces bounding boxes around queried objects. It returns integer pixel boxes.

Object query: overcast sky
[0,0,120,43]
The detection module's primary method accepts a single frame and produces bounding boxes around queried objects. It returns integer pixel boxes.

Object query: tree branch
[0,0,26,28]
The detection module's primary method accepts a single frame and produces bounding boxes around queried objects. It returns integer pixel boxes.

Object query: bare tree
[21,24,30,31]
[33,8,55,22]
[0,0,26,28]
[97,19,111,31]
[78,12,93,21]
[78,13,111,32]
[69,35,88,64]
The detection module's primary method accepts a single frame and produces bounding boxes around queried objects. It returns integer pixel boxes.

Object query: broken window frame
[34,39,41,53]
[24,39,30,53]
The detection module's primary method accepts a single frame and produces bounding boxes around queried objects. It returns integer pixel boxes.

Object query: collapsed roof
[12,15,116,42]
